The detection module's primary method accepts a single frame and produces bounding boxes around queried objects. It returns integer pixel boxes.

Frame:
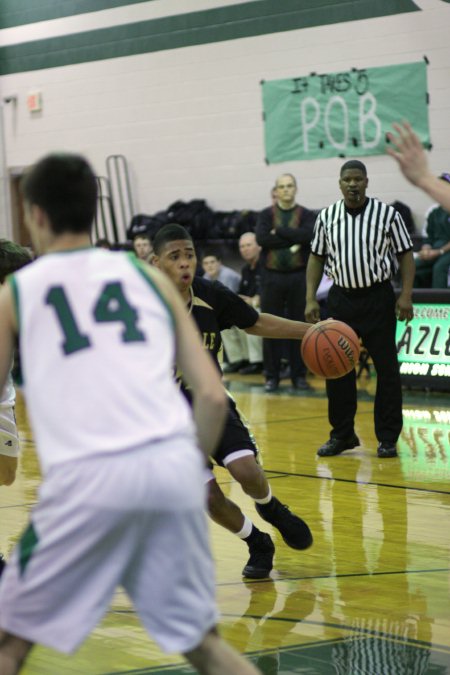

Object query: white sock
[236,515,253,539]
[254,486,272,505]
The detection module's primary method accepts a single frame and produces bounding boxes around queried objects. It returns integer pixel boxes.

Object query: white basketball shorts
[0,437,218,654]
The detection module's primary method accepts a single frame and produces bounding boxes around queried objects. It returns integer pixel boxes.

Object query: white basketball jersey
[11,249,195,473]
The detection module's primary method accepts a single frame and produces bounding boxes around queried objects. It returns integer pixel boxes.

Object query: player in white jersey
[0,240,32,488]
[0,153,260,675]
[0,241,33,576]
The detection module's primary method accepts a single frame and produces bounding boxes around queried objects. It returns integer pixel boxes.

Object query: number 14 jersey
[10,248,194,474]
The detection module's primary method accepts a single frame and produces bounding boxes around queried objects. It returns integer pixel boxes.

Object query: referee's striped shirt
[311,198,413,289]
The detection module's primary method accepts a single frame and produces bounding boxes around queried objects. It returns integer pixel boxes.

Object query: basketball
[301,320,360,379]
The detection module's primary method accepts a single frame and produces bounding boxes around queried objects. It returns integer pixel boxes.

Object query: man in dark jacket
[256,174,316,391]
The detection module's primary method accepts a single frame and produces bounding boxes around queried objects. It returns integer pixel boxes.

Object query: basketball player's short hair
[0,239,33,284]
[153,224,193,255]
[21,153,98,235]
[340,160,367,176]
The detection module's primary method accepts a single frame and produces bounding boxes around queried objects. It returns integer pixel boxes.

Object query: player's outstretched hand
[386,121,430,187]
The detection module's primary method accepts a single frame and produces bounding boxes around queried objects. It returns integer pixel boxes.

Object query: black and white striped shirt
[311,198,413,289]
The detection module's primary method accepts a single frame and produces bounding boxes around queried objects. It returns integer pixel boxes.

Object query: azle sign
[396,303,450,387]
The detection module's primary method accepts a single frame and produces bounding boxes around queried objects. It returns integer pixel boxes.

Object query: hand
[418,244,430,260]
[386,121,431,187]
[396,294,414,323]
[305,300,321,323]
[418,248,440,261]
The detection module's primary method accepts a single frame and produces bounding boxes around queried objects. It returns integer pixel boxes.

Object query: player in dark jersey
[153,224,313,580]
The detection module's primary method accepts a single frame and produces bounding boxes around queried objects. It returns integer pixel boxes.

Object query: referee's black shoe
[377,442,398,458]
[317,434,360,457]
[242,532,275,579]
[256,498,313,550]
[291,376,311,391]
[264,378,279,393]
[0,553,5,577]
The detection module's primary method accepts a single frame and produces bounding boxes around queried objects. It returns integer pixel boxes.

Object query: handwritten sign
[261,62,430,163]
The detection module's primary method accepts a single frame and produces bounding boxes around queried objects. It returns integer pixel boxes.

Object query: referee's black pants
[260,268,307,381]
[325,281,403,444]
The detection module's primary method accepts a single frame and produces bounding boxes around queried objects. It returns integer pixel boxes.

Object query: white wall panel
[1,4,450,232]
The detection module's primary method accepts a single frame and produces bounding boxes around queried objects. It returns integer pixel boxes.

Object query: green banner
[262,61,430,163]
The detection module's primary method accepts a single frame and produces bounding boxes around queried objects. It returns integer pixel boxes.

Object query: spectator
[201,249,247,373]
[132,233,154,264]
[413,174,450,288]
[237,232,263,375]
[256,174,316,392]
[201,249,240,292]
[390,201,415,236]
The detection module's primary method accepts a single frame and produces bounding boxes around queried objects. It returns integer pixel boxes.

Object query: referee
[305,160,415,459]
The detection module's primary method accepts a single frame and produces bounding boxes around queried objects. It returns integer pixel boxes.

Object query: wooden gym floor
[1,371,449,674]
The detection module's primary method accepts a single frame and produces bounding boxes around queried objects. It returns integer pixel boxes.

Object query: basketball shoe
[377,442,398,458]
[317,434,360,457]
[256,498,313,550]
[242,532,275,579]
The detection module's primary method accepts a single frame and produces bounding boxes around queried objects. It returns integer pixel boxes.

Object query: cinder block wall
[1,0,449,239]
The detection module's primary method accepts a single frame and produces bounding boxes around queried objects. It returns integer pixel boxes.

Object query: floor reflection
[399,408,450,483]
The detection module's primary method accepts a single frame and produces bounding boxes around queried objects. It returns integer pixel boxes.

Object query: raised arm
[387,121,450,212]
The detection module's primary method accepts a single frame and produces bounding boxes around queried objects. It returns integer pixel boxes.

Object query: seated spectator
[132,233,154,264]
[201,249,240,292]
[201,249,247,373]
[414,173,450,288]
[237,233,263,375]
[390,201,415,236]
